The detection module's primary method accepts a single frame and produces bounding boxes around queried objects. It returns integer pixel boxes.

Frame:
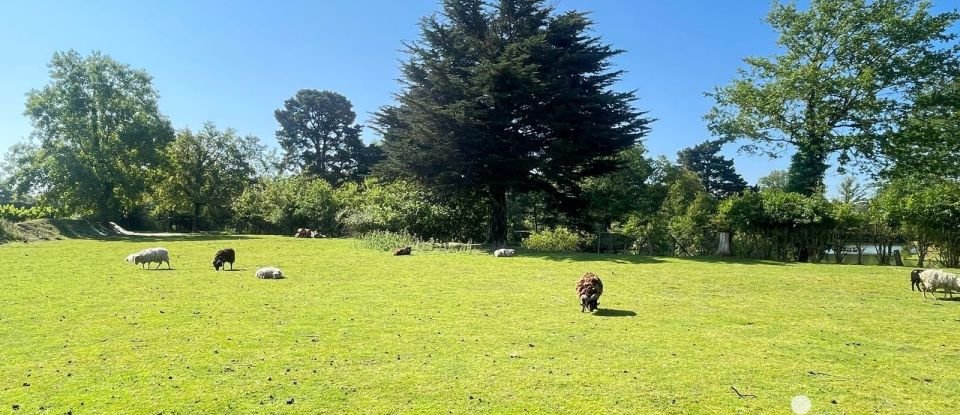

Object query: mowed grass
[1,236,958,414]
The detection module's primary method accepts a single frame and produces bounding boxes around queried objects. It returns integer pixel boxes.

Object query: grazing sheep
[576,272,604,312]
[294,228,314,238]
[213,248,236,271]
[911,269,923,292]
[255,267,284,279]
[494,248,516,257]
[394,246,412,256]
[125,247,171,270]
[918,269,960,299]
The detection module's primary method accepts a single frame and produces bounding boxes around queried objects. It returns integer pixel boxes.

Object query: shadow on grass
[593,308,637,317]
[96,234,257,243]
[522,252,791,266]
[673,256,789,266]
[523,251,666,264]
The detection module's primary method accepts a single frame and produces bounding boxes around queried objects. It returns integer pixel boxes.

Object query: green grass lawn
[1,236,957,414]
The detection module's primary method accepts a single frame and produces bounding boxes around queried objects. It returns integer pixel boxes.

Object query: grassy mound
[0,237,957,413]
[0,219,113,243]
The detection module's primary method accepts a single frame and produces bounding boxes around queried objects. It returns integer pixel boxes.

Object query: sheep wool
[576,272,604,312]
[918,269,960,299]
[256,267,284,279]
[394,246,412,256]
[494,248,516,257]
[126,247,171,270]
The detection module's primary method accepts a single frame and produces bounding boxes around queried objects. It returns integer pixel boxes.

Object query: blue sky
[0,1,955,190]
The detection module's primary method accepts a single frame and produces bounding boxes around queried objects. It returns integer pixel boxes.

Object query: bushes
[717,190,832,261]
[521,228,583,252]
[356,230,481,254]
[357,230,423,251]
[231,176,339,235]
[337,179,487,242]
[0,204,54,222]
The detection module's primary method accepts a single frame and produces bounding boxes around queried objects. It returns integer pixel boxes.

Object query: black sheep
[911,268,923,291]
[213,248,236,271]
[394,246,412,256]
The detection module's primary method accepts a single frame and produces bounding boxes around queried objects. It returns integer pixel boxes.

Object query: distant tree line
[1,0,958,266]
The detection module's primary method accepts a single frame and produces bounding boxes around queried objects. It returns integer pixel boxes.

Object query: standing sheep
[125,247,171,270]
[213,248,236,271]
[576,272,604,312]
[256,267,284,279]
[918,269,960,299]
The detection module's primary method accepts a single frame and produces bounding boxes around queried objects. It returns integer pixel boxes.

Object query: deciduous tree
[17,50,174,220]
[707,0,960,195]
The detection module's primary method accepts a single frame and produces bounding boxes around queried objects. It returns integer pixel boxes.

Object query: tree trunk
[487,185,507,248]
[786,145,829,195]
[917,241,929,267]
[796,245,810,263]
[98,182,115,222]
[716,232,731,256]
[192,203,200,233]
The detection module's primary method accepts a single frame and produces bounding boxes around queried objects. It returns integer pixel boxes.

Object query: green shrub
[357,230,425,251]
[0,220,12,241]
[231,176,340,235]
[356,230,483,254]
[0,204,54,222]
[337,179,487,242]
[521,228,583,252]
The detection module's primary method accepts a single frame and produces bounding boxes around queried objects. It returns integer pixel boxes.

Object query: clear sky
[0,0,955,189]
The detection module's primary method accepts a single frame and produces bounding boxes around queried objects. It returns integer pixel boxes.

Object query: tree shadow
[592,308,637,317]
[675,256,789,266]
[99,234,257,243]
[523,252,666,264]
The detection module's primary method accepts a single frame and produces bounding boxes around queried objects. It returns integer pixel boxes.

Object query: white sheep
[493,248,516,257]
[255,267,284,279]
[918,269,960,300]
[125,247,171,270]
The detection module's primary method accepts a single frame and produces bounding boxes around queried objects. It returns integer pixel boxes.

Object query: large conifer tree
[374,0,650,246]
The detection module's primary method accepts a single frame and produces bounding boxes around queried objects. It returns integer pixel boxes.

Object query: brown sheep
[576,272,603,312]
[394,246,412,256]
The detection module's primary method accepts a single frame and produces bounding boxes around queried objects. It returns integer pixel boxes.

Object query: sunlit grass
[0,236,957,414]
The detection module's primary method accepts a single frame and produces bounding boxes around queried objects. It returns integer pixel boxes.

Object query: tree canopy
[373,0,651,245]
[275,90,375,185]
[676,139,747,199]
[879,77,960,179]
[707,0,960,195]
[153,123,262,231]
[15,50,174,220]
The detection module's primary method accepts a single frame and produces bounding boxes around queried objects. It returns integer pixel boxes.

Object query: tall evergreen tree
[274,90,367,185]
[373,0,651,246]
[677,140,747,199]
